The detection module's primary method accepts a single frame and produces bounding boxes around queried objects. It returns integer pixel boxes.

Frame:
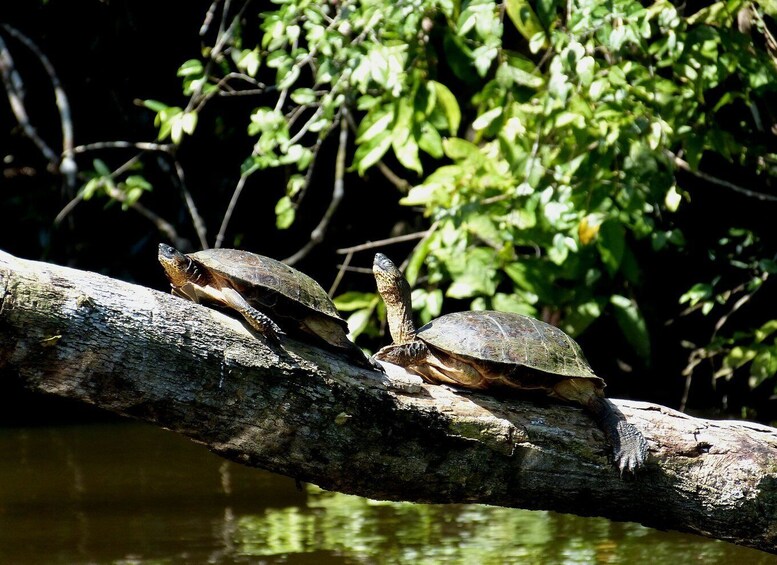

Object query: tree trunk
[1,249,776,554]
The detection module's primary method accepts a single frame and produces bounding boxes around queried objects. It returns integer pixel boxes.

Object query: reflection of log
[1,250,776,555]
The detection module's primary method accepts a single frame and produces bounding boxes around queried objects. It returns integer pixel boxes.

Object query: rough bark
[1,249,776,554]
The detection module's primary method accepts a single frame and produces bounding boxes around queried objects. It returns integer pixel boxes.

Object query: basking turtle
[371,253,648,472]
[158,243,371,367]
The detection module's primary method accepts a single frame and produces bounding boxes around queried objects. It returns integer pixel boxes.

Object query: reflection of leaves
[230,485,735,562]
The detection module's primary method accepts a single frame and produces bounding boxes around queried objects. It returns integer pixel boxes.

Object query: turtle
[157,243,372,368]
[371,253,648,472]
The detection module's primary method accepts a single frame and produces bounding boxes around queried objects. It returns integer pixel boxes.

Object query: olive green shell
[416,310,602,382]
[189,249,344,323]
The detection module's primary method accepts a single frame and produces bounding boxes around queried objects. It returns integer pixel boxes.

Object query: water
[0,422,773,564]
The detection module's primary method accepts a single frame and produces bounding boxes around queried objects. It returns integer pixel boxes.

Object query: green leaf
[290,88,317,105]
[352,131,392,175]
[472,107,503,131]
[356,106,395,144]
[428,80,461,134]
[755,320,777,343]
[597,221,625,275]
[492,293,536,316]
[81,178,101,200]
[679,283,713,306]
[445,248,498,298]
[393,134,422,174]
[275,195,295,229]
[750,349,777,383]
[346,308,374,339]
[286,174,306,198]
[412,288,443,324]
[610,295,651,361]
[333,291,378,312]
[562,300,604,336]
[177,59,204,77]
[277,64,301,90]
[142,99,168,113]
[234,49,260,77]
[405,235,433,286]
[417,123,444,158]
[665,185,682,212]
[505,0,548,46]
[443,138,480,160]
[93,158,111,177]
[125,175,152,191]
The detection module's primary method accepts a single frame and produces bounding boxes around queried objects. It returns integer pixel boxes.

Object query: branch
[1,24,77,191]
[1,249,777,555]
[283,109,349,265]
[0,30,59,166]
[671,153,777,202]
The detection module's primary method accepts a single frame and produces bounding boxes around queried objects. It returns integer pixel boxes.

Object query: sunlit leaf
[353,131,392,175]
[428,80,461,134]
[275,195,295,229]
[505,0,547,46]
[610,295,651,361]
[346,308,374,339]
[334,291,378,312]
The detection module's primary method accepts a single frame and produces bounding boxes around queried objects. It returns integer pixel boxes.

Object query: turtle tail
[587,396,648,473]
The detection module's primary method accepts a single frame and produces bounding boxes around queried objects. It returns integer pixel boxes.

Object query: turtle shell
[416,310,602,382]
[189,249,344,323]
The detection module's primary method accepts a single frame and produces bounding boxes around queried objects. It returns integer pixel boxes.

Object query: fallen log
[0,249,775,554]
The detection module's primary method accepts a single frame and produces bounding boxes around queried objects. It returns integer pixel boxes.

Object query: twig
[215,171,250,249]
[186,0,249,114]
[283,108,350,265]
[2,25,77,191]
[162,157,209,249]
[288,106,323,146]
[72,140,175,154]
[376,161,412,192]
[0,31,59,166]
[671,153,777,202]
[329,250,353,296]
[336,230,431,254]
[678,264,772,412]
[103,184,190,251]
[200,0,222,37]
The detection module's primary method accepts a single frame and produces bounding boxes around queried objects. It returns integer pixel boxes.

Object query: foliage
[4,1,777,414]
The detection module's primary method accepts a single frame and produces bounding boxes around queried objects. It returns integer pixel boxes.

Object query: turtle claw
[611,420,649,474]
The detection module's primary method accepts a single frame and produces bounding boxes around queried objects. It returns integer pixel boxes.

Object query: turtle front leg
[219,287,285,342]
[371,340,428,366]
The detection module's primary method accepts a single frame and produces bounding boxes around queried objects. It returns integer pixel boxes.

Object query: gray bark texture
[1,249,776,554]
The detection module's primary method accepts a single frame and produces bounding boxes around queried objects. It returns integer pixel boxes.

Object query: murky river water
[0,422,773,564]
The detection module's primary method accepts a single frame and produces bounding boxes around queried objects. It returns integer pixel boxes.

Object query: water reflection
[0,423,771,564]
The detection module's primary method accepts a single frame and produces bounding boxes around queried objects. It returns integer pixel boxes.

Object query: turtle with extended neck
[371,252,648,473]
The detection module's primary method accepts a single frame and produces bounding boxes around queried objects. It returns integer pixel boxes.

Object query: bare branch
[0,31,59,166]
[336,230,432,254]
[283,108,349,265]
[1,24,76,191]
[671,153,777,202]
[215,171,251,249]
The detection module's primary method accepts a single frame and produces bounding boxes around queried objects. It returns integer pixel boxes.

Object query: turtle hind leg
[220,287,285,342]
[586,396,648,473]
[554,379,648,473]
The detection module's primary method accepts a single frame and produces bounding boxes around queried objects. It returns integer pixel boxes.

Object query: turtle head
[373,253,405,285]
[158,243,199,288]
[373,253,416,344]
